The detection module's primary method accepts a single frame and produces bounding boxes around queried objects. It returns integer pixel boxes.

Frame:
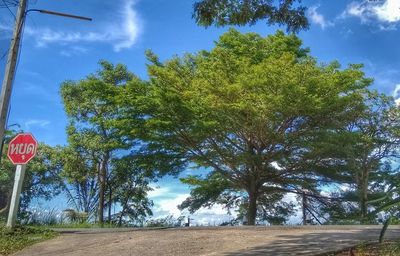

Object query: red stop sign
[7,133,38,165]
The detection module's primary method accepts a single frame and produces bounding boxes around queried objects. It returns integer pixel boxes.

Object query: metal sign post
[6,164,26,228]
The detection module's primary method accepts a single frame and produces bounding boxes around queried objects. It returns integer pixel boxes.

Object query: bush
[62,209,88,224]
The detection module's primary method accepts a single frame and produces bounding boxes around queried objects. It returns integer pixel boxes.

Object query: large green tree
[123,29,371,225]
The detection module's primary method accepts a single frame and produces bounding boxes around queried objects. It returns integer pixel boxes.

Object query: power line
[0,1,18,10]
[0,50,7,61]
[1,0,16,20]
[0,1,17,8]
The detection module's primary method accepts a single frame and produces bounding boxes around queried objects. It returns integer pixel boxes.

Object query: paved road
[14,226,400,256]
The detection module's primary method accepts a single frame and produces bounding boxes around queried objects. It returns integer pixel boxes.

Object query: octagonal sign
[7,133,38,165]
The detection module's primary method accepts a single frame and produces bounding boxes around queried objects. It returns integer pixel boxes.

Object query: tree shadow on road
[223,228,400,256]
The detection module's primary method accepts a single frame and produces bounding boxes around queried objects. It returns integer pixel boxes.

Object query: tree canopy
[119,29,379,225]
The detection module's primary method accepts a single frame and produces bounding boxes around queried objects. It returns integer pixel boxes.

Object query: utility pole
[0,0,27,156]
[0,1,91,158]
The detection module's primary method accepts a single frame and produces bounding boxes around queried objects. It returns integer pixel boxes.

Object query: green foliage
[193,0,309,33]
[60,60,137,162]
[0,224,56,255]
[21,144,64,209]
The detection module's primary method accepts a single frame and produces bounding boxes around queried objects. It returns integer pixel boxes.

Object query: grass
[331,241,400,256]
[0,223,57,255]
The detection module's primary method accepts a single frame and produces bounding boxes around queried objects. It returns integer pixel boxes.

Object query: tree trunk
[98,155,108,226]
[108,186,112,224]
[247,190,258,225]
[302,191,307,225]
[98,164,105,226]
[360,168,369,224]
[360,193,367,221]
[118,210,124,227]
[360,185,368,223]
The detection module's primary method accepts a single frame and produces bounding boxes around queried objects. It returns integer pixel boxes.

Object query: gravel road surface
[14,225,400,256]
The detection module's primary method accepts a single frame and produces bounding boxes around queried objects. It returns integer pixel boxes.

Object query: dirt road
[14,226,400,256]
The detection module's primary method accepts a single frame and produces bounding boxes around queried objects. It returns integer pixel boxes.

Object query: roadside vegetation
[0,222,56,255]
[330,241,400,256]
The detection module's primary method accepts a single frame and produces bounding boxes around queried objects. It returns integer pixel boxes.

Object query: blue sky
[1,0,400,224]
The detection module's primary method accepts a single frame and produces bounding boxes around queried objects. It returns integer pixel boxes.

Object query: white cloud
[150,186,236,226]
[393,84,400,106]
[24,119,51,130]
[270,161,284,170]
[112,0,141,52]
[191,205,236,226]
[153,193,190,217]
[373,0,400,23]
[308,5,334,29]
[342,1,370,23]
[9,0,142,52]
[148,186,173,198]
[342,0,400,29]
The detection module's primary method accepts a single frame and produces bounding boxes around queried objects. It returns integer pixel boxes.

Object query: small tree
[110,156,153,226]
[318,94,400,224]
[61,61,136,225]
